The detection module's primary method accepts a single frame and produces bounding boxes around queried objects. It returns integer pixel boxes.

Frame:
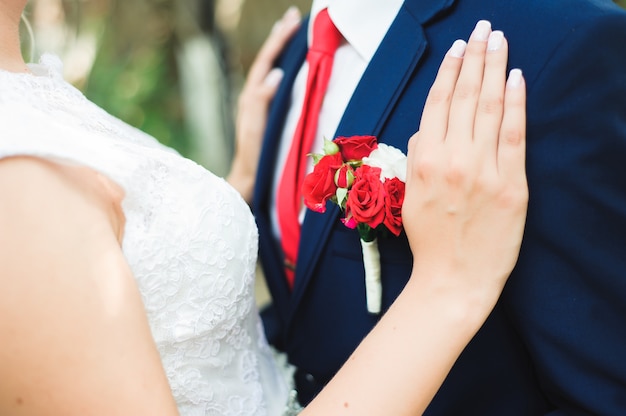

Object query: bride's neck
[0,1,30,73]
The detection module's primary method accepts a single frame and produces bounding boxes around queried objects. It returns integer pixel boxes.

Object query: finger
[248,7,301,85]
[498,69,526,180]
[418,39,467,145]
[236,68,282,140]
[446,20,491,144]
[473,31,509,162]
[405,131,420,187]
[259,68,285,99]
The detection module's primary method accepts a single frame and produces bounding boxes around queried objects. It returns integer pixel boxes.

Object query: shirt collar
[309,0,405,62]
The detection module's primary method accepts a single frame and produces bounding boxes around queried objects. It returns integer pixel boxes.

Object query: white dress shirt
[271,0,405,240]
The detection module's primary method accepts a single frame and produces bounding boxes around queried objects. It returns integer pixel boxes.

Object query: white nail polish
[448,39,467,58]
[284,6,301,22]
[264,68,284,87]
[507,69,523,89]
[472,20,491,41]
[487,31,504,51]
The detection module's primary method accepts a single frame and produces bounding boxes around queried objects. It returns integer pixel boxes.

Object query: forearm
[226,159,256,204]
[302,274,500,415]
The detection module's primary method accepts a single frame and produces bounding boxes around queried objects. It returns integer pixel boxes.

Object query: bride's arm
[0,157,179,415]
[302,24,527,415]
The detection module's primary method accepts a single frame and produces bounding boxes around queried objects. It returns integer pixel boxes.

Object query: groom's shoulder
[504,0,625,22]
[424,0,626,48]
[480,0,626,69]
[465,0,626,26]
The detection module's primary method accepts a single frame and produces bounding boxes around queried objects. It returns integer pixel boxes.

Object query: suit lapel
[253,20,309,322]
[289,1,457,320]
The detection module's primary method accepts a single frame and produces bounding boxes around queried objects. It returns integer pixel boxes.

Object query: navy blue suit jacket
[253,0,626,413]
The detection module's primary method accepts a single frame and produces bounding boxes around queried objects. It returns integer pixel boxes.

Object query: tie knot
[310,8,342,55]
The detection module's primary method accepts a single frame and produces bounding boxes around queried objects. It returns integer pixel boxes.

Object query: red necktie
[277,9,342,288]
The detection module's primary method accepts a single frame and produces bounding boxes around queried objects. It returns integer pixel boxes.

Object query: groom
[252,0,626,413]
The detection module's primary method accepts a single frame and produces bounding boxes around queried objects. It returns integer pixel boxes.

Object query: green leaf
[323,138,340,155]
[309,153,325,164]
[336,187,348,208]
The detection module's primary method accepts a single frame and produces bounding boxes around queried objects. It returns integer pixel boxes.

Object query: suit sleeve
[505,12,626,414]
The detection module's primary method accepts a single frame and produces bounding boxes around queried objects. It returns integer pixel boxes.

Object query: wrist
[226,163,255,204]
[404,269,504,331]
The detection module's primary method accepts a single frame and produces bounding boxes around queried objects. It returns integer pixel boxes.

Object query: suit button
[305,373,315,383]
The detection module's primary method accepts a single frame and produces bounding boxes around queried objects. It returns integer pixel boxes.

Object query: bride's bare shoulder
[0,156,178,415]
[0,156,125,241]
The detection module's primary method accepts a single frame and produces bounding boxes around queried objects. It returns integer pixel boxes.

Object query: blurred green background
[22,0,626,176]
[23,0,311,176]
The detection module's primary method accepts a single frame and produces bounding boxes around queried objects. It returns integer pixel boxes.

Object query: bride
[0,1,526,415]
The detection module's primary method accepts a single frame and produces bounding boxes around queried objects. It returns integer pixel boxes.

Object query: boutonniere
[302,135,407,314]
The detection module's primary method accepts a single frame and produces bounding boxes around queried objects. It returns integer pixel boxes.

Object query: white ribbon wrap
[360,238,382,314]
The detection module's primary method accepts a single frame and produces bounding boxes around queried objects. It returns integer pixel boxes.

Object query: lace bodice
[0,55,291,415]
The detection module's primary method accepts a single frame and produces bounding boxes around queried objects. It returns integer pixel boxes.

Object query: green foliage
[83,2,191,157]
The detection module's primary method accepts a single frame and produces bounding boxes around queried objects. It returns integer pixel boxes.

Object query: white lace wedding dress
[0,55,297,415]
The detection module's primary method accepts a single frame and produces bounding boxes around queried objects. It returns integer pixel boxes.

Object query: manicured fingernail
[264,68,284,87]
[472,20,491,41]
[487,31,504,51]
[448,39,467,58]
[284,6,301,22]
[507,68,523,89]
[273,7,301,32]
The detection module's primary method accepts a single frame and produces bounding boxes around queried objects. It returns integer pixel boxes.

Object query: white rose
[362,143,407,182]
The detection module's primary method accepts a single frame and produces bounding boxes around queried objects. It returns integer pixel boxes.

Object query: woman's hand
[302,22,527,416]
[403,21,527,304]
[227,6,301,203]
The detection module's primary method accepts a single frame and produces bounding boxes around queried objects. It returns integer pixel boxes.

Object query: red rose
[334,135,378,161]
[334,163,355,189]
[345,165,386,229]
[383,177,405,236]
[302,153,343,213]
